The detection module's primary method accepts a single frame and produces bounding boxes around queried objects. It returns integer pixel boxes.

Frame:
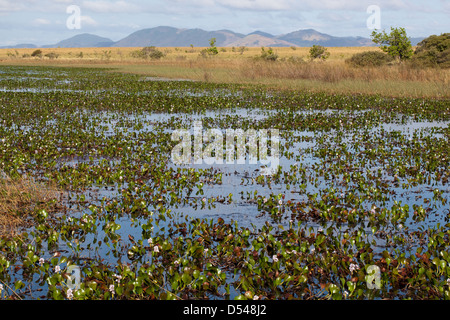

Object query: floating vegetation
[0,65,449,300]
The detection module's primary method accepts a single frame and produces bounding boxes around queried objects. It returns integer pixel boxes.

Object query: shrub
[238,46,246,55]
[31,49,42,58]
[207,38,219,56]
[102,50,112,60]
[131,46,165,60]
[309,45,330,61]
[411,33,450,68]
[260,47,278,61]
[45,52,59,59]
[346,51,394,67]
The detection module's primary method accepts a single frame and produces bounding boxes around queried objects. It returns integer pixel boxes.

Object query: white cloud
[442,0,450,13]
[80,15,98,26]
[166,0,412,12]
[317,12,353,22]
[82,0,140,13]
[33,18,52,25]
[0,0,22,13]
[215,0,292,11]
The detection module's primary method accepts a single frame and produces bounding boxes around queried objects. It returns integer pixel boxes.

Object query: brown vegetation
[0,172,61,237]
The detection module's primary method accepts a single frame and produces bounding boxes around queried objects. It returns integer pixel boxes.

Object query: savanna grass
[0,172,61,237]
[1,46,449,98]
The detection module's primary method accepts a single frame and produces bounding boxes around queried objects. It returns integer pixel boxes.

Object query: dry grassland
[0,46,449,98]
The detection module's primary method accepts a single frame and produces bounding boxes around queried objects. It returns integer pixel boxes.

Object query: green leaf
[52,288,63,300]
[181,273,192,285]
[15,280,25,290]
[432,257,440,266]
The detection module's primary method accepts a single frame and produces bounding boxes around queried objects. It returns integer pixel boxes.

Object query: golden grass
[0,46,449,98]
[0,172,61,237]
[0,46,377,62]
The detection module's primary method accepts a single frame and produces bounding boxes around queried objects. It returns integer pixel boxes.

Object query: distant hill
[276,29,374,47]
[113,27,379,48]
[248,30,275,38]
[42,33,114,48]
[227,34,295,47]
[2,27,426,48]
[0,43,37,49]
[112,26,244,47]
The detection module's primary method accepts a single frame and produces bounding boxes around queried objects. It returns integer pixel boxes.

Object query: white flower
[147,238,153,245]
[349,263,360,273]
[272,255,279,263]
[174,259,180,266]
[39,257,45,266]
[153,245,160,253]
[66,288,73,299]
[0,284,3,291]
[55,265,61,273]
[447,278,450,286]
[278,199,283,205]
[253,295,259,300]
[398,224,403,230]
[109,284,115,293]
[263,198,267,203]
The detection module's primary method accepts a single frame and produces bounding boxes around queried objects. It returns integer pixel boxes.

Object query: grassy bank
[0,46,449,98]
[0,173,61,237]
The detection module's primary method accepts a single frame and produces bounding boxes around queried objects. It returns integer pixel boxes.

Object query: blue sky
[0,0,449,46]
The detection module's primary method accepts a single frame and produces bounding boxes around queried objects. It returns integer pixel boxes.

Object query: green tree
[207,38,219,55]
[411,33,450,68]
[371,27,413,62]
[309,45,330,61]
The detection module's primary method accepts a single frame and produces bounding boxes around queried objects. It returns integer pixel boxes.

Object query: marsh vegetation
[0,65,448,300]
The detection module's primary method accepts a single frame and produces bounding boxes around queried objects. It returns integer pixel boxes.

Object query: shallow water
[0,66,449,300]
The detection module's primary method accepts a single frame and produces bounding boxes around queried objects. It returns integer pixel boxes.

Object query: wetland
[0,65,449,300]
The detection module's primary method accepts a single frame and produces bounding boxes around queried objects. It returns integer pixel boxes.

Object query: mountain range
[1,26,425,49]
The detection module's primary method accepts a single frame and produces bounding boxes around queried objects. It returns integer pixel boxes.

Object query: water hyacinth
[0,65,448,301]
[66,288,73,300]
[349,263,360,273]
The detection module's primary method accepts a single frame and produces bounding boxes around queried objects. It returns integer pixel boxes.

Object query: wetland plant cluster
[0,66,449,300]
